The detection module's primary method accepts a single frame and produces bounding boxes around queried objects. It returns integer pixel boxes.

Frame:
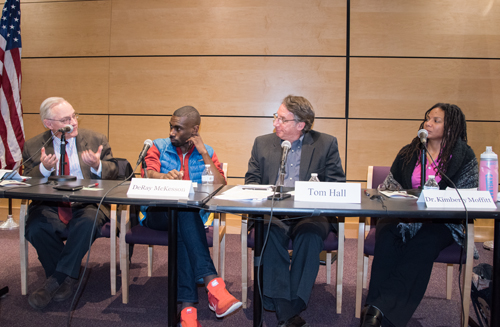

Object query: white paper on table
[213,185,275,201]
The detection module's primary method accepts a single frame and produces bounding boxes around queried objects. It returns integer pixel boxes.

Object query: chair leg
[363,255,369,289]
[120,205,130,304]
[460,220,475,327]
[110,204,119,296]
[19,200,29,295]
[213,215,220,275]
[446,264,453,299]
[148,245,153,277]
[355,217,366,318]
[336,218,344,314]
[220,228,226,280]
[241,216,248,308]
[326,252,332,284]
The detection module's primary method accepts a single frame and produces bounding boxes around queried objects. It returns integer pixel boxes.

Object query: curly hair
[398,103,467,176]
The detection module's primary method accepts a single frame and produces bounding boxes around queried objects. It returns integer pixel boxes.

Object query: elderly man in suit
[22,97,118,309]
[245,95,345,327]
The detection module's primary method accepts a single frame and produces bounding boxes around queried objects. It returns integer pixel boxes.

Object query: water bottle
[479,146,498,202]
[201,164,214,185]
[309,173,320,182]
[424,175,439,190]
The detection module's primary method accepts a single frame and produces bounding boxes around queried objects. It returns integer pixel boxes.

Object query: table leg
[168,208,178,327]
[254,216,264,327]
[491,219,500,327]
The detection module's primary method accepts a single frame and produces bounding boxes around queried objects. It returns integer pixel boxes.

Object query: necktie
[58,152,72,224]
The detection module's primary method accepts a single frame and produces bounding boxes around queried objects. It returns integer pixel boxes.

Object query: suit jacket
[245,130,345,184]
[22,129,118,217]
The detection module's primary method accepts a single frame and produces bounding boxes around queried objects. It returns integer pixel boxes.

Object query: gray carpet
[0,229,492,326]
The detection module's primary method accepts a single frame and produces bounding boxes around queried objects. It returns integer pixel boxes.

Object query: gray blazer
[245,130,345,184]
[22,129,118,217]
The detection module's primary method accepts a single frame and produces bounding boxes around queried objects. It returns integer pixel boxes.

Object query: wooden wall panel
[347,120,500,182]
[109,57,345,118]
[350,58,500,120]
[346,120,419,181]
[351,0,500,58]
[22,58,110,114]
[23,113,109,142]
[108,116,345,179]
[109,116,270,178]
[21,1,111,57]
[110,0,346,56]
[468,122,500,162]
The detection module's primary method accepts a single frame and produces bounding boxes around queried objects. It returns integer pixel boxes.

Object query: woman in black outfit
[360,103,478,327]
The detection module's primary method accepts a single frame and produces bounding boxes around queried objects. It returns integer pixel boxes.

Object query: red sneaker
[180,307,201,327]
[207,277,242,318]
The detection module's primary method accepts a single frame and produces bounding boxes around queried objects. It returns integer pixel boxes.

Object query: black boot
[360,305,383,327]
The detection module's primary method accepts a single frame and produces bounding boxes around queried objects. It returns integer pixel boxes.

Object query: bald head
[173,106,201,126]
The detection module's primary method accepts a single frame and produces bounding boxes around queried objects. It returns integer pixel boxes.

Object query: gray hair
[40,97,68,128]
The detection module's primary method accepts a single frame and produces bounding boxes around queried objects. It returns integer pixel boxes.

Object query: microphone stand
[48,131,77,182]
[142,159,148,178]
[420,142,426,188]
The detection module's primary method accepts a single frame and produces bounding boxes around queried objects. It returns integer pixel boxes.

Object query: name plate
[417,190,496,209]
[127,178,194,199]
[294,181,361,203]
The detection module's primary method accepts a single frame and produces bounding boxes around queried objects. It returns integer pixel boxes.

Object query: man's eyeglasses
[46,113,79,125]
[273,113,297,124]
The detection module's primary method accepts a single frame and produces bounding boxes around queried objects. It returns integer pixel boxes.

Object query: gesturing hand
[81,145,103,170]
[40,147,58,171]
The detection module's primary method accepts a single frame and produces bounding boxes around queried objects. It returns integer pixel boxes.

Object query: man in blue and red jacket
[139,106,241,327]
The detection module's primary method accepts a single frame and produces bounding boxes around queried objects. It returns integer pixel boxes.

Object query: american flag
[0,0,23,169]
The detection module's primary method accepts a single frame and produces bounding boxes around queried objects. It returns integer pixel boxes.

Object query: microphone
[279,140,292,172]
[417,129,428,144]
[276,140,292,187]
[57,125,74,133]
[137,139,153,165]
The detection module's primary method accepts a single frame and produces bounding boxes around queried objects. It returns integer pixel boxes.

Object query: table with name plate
[3,178,223,327]
[206,186,500,327]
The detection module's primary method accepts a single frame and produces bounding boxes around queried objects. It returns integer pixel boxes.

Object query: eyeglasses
[46,113,79,125]
[273,113,297,124]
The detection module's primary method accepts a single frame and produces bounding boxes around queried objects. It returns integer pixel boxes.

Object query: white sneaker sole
[209,301,243,318]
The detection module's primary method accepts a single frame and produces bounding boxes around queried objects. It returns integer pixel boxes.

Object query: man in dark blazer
[22,97,118,309]
[245,95,345,327]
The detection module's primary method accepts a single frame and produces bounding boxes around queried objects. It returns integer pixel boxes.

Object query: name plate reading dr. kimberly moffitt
[294,181,361,203]
[417,189,496,209]
[127,178,194,199]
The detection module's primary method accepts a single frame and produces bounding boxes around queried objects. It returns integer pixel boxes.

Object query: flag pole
[0,198,19,230]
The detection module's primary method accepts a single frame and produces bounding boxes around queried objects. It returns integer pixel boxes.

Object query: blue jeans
[142,208,217,303]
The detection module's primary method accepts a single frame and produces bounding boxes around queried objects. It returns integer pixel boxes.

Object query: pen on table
[364,190,370,197]
[87,183,99,188]
[242,187,270,191]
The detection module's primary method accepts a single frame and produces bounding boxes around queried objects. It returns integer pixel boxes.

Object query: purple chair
[19,201,120,296]
[18,156,134,296]
[355,166,475,325]
[119,207,226,304]
[241,215,345,313]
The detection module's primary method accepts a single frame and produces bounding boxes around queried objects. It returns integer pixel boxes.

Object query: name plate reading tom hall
[417,190,496,209]
[127,178,194,199]
[294,181,361,203]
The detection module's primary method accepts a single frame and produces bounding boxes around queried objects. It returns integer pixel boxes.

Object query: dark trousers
[366,218,455,327]
[262,215,333,318]
[25,201,108,279]
[142,208,217,303]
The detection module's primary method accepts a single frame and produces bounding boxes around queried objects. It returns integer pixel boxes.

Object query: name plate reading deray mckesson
[127,178,194,199]
[417,190,496,209]
[294,181,361,203]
